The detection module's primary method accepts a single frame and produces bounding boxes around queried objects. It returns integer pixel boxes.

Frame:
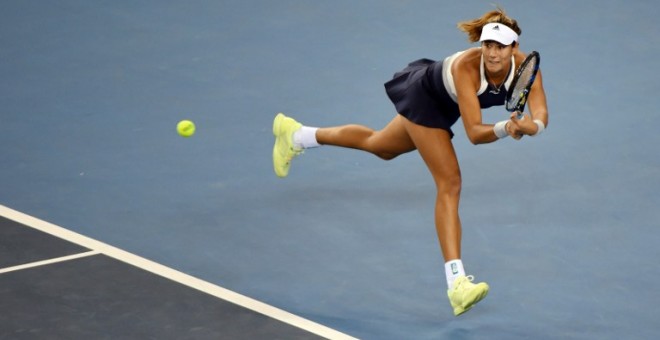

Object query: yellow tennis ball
[177,120,195,137]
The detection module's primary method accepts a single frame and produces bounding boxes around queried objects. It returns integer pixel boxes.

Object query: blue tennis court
[1,1,659,339]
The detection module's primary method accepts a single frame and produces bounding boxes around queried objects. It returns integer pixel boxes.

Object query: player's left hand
[506,117,524,140]
[510,112,537,136]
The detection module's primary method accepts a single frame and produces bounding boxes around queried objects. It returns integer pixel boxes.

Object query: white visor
[479,23,518,45]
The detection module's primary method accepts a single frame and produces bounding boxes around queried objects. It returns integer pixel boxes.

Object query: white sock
[445,259,466,289]
[293,126,320,149]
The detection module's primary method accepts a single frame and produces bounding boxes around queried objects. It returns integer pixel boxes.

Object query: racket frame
[505,51,540,119]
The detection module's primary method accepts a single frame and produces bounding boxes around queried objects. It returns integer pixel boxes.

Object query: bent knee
[374,151,400,161]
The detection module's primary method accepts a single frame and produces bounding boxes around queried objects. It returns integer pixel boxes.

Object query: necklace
[488,79,504,94]
[486,65,512,95]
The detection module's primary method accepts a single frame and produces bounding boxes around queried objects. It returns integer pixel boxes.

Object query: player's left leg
[401,118,488,316]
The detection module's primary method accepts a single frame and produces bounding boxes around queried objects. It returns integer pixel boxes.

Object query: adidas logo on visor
[479,22,518,44]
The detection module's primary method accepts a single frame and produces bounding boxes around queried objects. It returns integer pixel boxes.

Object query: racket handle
[515,111,523,120]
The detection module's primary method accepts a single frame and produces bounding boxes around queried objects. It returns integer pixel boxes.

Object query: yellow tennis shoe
[447,275,489,316]
[272,113,303,178]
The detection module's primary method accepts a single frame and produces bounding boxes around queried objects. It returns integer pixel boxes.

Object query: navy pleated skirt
[384,58,461,137]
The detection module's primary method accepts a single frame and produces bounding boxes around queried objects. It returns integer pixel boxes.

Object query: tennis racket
[505,51,540,119]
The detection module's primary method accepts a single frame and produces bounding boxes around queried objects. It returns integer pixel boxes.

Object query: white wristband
[493,120,509,139]
[532,119,545,136]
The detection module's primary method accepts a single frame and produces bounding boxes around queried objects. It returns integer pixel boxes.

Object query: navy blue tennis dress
[384,50,515,138]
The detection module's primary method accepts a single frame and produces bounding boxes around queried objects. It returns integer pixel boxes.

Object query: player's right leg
[272,113,416,177]
[315,114,416,160]
[272,113,303,178]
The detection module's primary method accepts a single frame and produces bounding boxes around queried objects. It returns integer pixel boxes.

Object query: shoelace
[455,275,476,292]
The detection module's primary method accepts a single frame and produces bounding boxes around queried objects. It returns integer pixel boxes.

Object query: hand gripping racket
[505,51,540,119]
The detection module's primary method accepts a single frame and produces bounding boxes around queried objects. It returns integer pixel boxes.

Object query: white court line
[0,204,358,340]
[0,250,100,275]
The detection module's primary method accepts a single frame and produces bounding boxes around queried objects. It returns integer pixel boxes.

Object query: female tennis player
[272,7,548,316]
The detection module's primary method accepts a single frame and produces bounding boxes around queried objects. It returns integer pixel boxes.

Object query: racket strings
[507,58,538,109]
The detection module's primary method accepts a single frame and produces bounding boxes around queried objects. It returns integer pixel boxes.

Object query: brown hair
[457,7,521,43]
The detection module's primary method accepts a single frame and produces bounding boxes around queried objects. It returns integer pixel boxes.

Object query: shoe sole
[273,113,284,136]
[272,113,287,178]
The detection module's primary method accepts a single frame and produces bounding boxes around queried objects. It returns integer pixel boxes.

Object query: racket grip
[515,111,523,120]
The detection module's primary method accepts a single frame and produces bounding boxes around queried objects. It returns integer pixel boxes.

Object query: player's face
[481,41,514,75]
